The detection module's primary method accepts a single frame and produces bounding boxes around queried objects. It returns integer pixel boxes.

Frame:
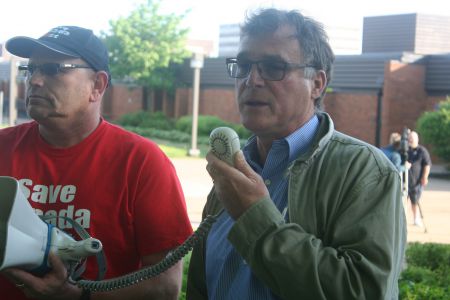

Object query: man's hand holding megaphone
[2,252,83,300]
[0,176,105,299]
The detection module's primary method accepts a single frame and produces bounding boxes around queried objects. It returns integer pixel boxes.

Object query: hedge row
[399,242,450,299]
[116,111,251,141]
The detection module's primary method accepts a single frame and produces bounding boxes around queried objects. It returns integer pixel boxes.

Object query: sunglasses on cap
[18,63,92,77]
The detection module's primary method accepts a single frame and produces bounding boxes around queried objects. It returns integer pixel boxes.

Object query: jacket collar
[288,112,335,171]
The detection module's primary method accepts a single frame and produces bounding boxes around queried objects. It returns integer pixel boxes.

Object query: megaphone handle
[40,215,107,280]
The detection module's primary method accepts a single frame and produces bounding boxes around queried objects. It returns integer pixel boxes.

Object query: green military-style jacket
[187,113,406,300]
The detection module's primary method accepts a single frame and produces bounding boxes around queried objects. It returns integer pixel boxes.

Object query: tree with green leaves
[416,98,450,165]
[102,0,190,91]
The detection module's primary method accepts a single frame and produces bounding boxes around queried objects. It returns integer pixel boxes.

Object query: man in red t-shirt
[0,26,193,300]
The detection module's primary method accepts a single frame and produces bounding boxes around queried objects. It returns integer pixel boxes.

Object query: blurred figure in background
[407,131,431,227]
[381,132,403,172]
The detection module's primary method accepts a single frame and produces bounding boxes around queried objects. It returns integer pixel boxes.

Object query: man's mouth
[27,95,50,105]
[244,100,268,107]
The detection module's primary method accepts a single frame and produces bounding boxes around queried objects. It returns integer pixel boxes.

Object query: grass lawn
[179,251,192,300]
[158,144,190,158]
[153,138,209,158]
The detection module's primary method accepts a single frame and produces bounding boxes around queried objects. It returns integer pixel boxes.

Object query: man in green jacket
[187,8,406,300]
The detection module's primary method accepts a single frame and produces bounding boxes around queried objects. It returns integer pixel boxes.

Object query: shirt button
[264,179,271,186]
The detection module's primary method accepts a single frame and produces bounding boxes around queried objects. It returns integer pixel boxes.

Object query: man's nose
[28,70,46,86]
[245,64,265,87]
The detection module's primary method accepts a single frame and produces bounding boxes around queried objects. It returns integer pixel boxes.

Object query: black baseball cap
[6,26,110,83]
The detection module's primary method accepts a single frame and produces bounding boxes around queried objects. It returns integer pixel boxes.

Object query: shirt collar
[285,114,319,162]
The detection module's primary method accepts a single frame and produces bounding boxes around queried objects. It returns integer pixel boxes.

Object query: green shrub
[399,242,450,299]
[124,126,191,143]
[401,266,440,285]
[175,115,252,139]
[416,98,450,164]
[233,124,252,140]
[117,111,148,127]
[400,281,448,300]
[175,115,228,136]
[118,112,253,142]
[117,111,174,130]
[406,242,450,272]
[124,126,210,145]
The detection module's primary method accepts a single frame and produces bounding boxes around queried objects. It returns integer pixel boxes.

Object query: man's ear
[90,71,109,102]
[311,70,327,100]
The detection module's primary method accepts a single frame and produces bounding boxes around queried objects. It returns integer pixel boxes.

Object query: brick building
[172,53,450,149]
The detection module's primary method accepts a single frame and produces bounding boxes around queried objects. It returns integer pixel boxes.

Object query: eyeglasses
[226,58,315,81]
[18,63,92,77]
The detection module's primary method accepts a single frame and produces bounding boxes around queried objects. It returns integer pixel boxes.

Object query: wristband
[80,288,91,300]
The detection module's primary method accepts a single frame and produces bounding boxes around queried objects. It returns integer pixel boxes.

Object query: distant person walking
[407,131,431,226]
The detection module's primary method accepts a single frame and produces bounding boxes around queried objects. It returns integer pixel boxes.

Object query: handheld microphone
[209,127,241,166]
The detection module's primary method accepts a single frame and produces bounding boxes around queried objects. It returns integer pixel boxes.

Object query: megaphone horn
[0,176,103,276]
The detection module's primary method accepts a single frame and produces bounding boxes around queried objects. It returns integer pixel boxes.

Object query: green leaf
[416,98,450,163]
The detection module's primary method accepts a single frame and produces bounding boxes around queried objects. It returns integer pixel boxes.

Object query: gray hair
[240,8,335,110]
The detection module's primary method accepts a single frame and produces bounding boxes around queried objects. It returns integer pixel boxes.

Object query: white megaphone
[0,176,103,275]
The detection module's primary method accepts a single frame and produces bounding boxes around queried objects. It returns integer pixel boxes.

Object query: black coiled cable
[75,213,219,291]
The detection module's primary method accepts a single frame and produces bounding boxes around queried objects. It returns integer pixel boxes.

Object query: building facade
[363,13,450,54]
[173,53,450,149]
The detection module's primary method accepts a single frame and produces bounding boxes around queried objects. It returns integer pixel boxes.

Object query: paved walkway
[171,158,450,244]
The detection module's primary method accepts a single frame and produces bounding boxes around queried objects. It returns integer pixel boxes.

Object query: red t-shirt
[0,120,193,298]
